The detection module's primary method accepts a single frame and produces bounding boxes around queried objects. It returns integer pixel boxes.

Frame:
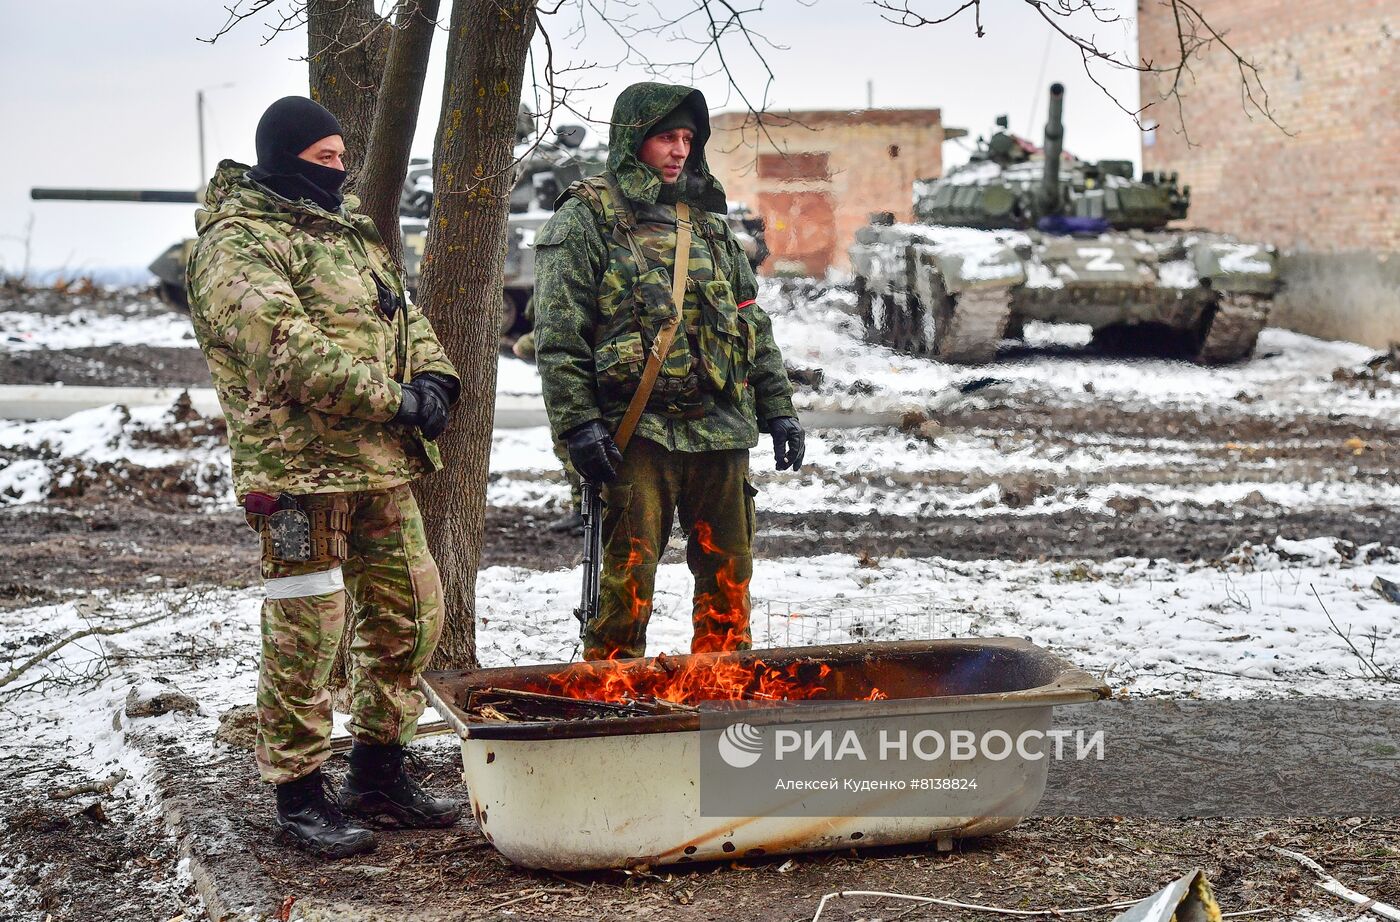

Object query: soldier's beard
[656,172,688,205]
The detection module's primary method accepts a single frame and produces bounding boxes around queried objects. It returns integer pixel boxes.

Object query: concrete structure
[1139,0,1398,349]
[709,109,945,276]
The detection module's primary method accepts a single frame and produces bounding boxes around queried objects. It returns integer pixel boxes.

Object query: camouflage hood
[196,159,360,235]
[606,82,727,214]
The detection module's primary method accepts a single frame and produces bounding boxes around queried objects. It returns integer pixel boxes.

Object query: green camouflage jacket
[187,160,457,500]
[534,82,796,453]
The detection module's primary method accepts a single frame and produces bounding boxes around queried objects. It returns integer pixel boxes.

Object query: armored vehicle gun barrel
[30,188,198,204]
[1039,82,1065,214]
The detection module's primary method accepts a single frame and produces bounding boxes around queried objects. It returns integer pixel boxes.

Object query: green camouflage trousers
[590,437,756,660]
[250,484,444,784]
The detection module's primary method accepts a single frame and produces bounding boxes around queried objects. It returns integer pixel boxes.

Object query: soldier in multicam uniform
[187,97,462,858]
[534,82,805,661]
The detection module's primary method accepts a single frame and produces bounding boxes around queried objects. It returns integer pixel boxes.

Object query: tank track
[856,269,1012,364]
[929,286,1013,363]
[1195,293,1270,365]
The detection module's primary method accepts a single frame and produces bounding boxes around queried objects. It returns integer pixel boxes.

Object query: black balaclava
[248,96,347,212]
[642,101,701,206]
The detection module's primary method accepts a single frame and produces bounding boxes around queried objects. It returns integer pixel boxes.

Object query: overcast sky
[1,0,1143,277]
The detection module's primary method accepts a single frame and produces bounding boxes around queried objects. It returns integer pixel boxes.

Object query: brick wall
[709,110,944,275]
[1140,0,1397,252]
[1139,0,1398,347]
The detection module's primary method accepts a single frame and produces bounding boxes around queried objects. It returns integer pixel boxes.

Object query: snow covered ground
[762,280,1400,423]
[4,534,1396,915]
[2,280,1397,920]
[1,303,197,353]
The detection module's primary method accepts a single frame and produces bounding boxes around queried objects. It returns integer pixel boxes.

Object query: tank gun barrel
[30,188,198,204]
[1039,82,1065,214]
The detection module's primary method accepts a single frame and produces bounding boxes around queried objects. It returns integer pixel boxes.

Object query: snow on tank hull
[850,222,1278,365]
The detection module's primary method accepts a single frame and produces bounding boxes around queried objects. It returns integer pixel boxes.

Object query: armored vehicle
[849,83,1279,365]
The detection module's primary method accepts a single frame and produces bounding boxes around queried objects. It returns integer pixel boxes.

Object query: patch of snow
[1157,259,1199,289]
[0,458,51,504]
[1024,261,1065,289]
[902,225,1029,283]
[0,399,233,508]
[472,543,1400,700]
[496,356,543,395]
[761,279,1398,423]
[1213,242,1273,275]
[941,160,1004,186]
[1,307,196,353]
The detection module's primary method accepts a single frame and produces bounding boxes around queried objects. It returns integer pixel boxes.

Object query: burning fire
[689,520,751,655]
[552,520,885,707]
[545,653,834,705]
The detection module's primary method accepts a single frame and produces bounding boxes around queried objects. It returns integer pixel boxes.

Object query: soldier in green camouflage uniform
[535,82,805,660]
[187,96,461,859]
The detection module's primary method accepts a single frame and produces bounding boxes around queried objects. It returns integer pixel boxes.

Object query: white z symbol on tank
[1077,247,1124,272]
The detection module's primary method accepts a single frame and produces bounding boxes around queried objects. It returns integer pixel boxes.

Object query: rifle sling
[613,201,692,453]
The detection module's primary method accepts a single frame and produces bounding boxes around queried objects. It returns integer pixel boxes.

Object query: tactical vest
[563,174,755,416]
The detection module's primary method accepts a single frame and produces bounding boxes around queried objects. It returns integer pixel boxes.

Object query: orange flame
[554,520,886,706]
[545,654,833,705]
[690,520,751,655]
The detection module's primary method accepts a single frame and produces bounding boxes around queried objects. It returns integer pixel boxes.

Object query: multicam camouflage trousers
[590,437,756,660]
[249,484,444,784]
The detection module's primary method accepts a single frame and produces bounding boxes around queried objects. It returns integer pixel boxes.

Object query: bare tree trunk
[358,0,439,264]
[307,0,391,184]
[416,0,538,670]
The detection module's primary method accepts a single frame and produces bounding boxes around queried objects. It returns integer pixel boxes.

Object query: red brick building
[1139,0,1398,347]
[708,110,945,276]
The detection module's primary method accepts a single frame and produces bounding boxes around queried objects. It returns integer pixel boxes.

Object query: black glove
[564,420,624,485]
[767,416,805,471]
[392,382,424,427]
[395,372,457,441]
[415,371,461,407]
[415,380,450,441]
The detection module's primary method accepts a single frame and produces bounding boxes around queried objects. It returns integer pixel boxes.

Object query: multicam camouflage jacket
[534,82,796,453]
[187,160,457,500]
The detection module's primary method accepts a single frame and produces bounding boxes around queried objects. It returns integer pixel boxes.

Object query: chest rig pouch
[570,175,754,415]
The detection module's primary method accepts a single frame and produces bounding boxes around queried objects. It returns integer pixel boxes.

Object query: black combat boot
[340,742,462,829]
[275,768,377,859]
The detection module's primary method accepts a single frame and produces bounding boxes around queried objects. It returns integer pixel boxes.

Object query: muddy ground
[4,391,1397,609]
[7,495,1400,615]
[4,284,1398,920]
[12,730,1397,922]
[0,343,213,387]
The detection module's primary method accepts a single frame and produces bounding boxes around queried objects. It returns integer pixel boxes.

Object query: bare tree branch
[0,609,178,690]
[874,0,1290,141]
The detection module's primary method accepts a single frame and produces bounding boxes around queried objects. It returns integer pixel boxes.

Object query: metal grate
[758,593,974,648]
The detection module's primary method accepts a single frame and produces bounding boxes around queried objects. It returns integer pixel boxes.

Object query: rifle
[571,202,693,652]
[573,480,603,643]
